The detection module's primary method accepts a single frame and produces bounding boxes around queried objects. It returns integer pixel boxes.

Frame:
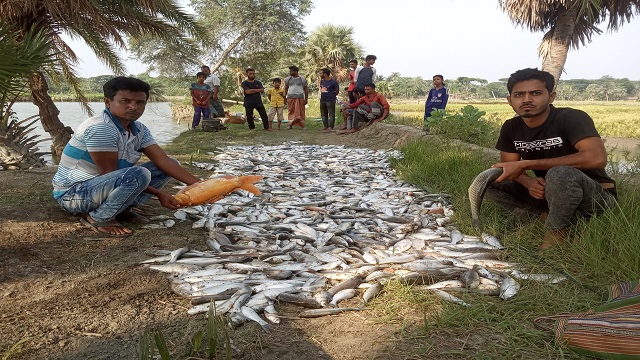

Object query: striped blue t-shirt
[52,109,156,199]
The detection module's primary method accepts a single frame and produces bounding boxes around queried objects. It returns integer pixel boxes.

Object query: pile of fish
[140,143,566,330]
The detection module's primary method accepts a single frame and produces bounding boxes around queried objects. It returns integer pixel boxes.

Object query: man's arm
[283,78,289,97]
[212,85,220,100]
[493,137,607,182]
[142,144,201,208]
[353,67,361,83]
[494,151,545,199]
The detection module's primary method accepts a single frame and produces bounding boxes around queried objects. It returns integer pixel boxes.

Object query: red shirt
[349,92,390,110]
[347,70,356,91]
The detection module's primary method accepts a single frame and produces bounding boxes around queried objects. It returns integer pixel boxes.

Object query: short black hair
[365,83,375,89]
[353,87,364,95]
[349,59,357,64]
[289,65,299,72]
[320,68,331,76]
[507,68,555,94]
[272,78,281,83]
[196,71,207,78]
[365,55,377,62]
[246,67,254,73]
[103,77,150,100]
[201,65,210,71]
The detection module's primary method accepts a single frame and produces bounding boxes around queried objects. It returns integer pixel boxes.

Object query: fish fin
[240,176,263,195]
[205,195,225,204]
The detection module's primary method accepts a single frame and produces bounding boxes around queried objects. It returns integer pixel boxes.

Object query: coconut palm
[0,0,201,157]
[0,23,54,169]
[499,0,640,84]
[301,24,364,85]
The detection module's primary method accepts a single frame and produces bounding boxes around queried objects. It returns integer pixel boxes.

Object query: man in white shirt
[201,65,225,117]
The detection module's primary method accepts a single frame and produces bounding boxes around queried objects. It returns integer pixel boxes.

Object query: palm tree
[301,24,364,85]
[0,23,54,169]
[499,0,640,84]
[0,0,201,158]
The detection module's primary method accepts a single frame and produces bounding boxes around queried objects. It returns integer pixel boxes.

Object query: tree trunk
[540,4,579,87]
[29,71,73,160]
[211,27,253,73]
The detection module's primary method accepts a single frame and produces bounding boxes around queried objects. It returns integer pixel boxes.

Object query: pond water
[11,102,188,164]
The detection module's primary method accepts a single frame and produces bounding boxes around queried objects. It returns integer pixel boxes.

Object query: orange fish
[173,175,263,206]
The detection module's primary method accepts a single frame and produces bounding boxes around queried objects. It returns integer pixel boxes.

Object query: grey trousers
[349,102,383,129]
[484,166,617,230]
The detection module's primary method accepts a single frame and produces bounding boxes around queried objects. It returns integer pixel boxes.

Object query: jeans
[320,101,336,128]
[56,161,174,222]
[484,166,617,230]
[192,106,211,128]
[245,105,269,130]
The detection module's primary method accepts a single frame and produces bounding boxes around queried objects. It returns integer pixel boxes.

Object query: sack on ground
[534,280,640,359]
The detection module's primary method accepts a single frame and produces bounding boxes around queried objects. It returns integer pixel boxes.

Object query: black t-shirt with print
[495,105,614,185]
[241,80,264,107]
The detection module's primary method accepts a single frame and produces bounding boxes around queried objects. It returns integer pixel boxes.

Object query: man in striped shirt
[52,77,201,237]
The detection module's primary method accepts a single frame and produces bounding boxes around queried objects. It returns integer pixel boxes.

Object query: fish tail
[240,176,263,195]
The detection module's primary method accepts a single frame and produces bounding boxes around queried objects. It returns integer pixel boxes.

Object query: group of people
[52,66,617,251]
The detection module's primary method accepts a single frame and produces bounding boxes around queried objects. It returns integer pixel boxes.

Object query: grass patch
[381,135,640,359]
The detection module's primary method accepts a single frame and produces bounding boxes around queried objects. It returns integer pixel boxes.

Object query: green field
[390,100,640,139]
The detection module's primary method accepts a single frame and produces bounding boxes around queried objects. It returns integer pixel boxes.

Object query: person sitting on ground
[52,77,202,237]
[190,71,211,129]
[284,65,309,129]
[341,83,389,133]
[339,87,364,130]
[484,68,617,249]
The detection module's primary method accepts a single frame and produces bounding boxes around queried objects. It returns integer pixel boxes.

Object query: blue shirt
[52,109,156,198]
[425,87,449,116]
[320,79,339,102]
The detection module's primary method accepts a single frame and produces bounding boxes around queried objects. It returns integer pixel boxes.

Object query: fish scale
[141,143,552,328]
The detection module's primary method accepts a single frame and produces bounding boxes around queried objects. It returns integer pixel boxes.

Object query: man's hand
[157,192,182,209]
[523,176,546,199]
[492,161,528,182]
[304,98,308,105]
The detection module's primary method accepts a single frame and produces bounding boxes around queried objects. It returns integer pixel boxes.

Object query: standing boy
[190,72,211,129]
[284,65,309,129]
[267,78,286,130]
[319,68,339,131]
[354,55,377,90]
[241,68,270,131]
[201,65,225,118]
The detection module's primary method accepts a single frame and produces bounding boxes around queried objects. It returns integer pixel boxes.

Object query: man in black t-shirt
[241,68,270,131]
[485,68,617,249]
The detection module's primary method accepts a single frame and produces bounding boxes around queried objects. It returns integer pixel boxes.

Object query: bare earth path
[0,123,636,359]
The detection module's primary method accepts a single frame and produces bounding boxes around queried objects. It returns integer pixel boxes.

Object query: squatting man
[484,68,617,249]
[52,77,201,237]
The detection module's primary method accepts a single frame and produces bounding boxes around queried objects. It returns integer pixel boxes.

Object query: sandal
[116,210,150,224]
[80,217,132,237]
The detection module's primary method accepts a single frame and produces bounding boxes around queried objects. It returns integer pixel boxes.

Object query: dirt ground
[1,123,636,360]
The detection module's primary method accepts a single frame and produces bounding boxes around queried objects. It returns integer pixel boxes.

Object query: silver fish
[468,168,503,229]
[241,306,271,332]
[329,288,358,307]
[431,289,472,307]
[361,282,383,304]
[499,276,520,300]
[298,307,365,318]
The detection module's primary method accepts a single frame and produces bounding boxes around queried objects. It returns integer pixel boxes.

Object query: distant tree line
[46,73,639,102]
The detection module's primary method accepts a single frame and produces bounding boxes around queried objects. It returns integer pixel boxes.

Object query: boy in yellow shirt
[267,78,286,130]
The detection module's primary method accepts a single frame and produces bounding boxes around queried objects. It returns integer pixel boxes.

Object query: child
[190,71,211,129]
[266,78,286,130]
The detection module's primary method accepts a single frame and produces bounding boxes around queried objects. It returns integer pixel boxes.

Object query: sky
[66,0,640,82]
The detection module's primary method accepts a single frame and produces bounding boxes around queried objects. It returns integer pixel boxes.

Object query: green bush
[425,105,500,148]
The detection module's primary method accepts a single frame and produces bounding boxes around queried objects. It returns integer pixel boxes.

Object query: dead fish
[329,289,358,307]
[481,233,504,250]
[169,247,190,263]
[431,289,473,307]
[241,306,271,332]
[313,291,333,307]
[327,275,364,295]
[361,282,383,304]
[263,304,280,324]
[499,276,520,300]
[299,307,365,318]
[450,230,463,245]
[460,269,480,289]
[468,168,503,229]
[276,293,322,309]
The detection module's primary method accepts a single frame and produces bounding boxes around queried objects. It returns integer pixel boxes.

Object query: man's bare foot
[81,216,132,237]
